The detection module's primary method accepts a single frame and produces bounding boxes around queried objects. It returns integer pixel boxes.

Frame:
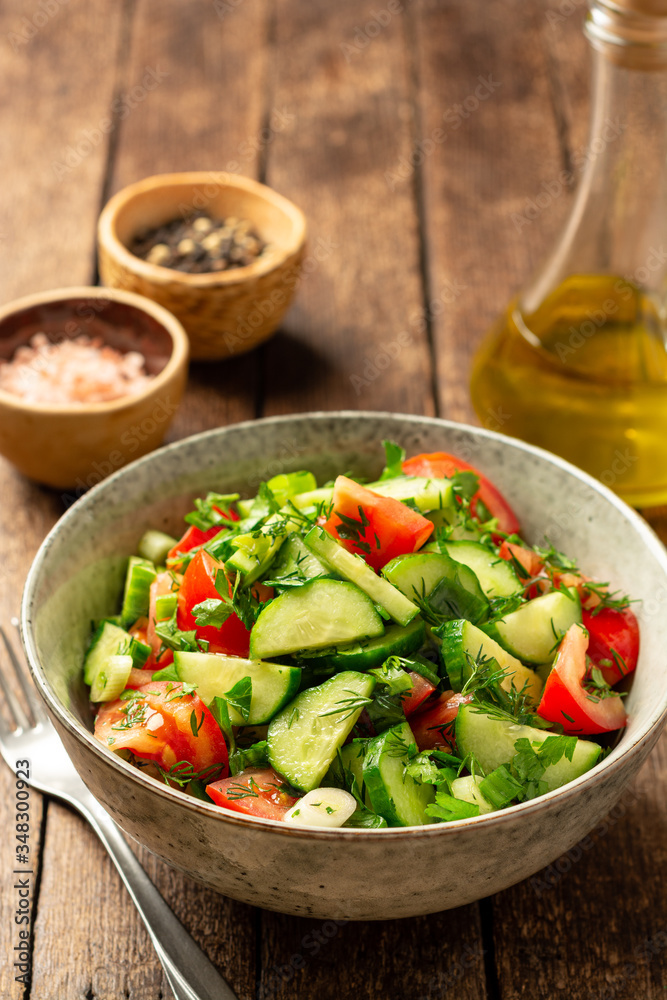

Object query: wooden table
[1,1,666,997]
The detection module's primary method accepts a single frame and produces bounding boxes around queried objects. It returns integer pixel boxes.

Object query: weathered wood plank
[0,3,126,998]
[413,0,579,423]
[108,0,270,440]
[260,0,435,418]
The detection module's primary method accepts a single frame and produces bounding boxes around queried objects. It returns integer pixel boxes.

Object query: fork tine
[0,624,47,727]
[0,627,32,730]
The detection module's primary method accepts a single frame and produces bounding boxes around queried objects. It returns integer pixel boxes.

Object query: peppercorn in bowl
[98,172,307,361]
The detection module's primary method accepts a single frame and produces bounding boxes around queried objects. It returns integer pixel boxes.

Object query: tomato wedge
[323,475,433,572]
[95,681,229,779]
[410,691,474,751]
[177,549,251,657]
[206,767,298,821]
[401,672,437,717]
[582,606,640,686]
[167,508,240,562]
[537,624,627,735]
[402,451,520,535]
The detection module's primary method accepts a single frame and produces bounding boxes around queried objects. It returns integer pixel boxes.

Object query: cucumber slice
[83,621,134,685]
[267,534,334,586]
[443,541,521,599]
[120,556,157,628]
[296,619,426,672]
[456,704,601,791]
[267,671,376,792]
[137,529,177,566]
[365,476,455,514]
[249,579,385,659]
[173,651,301,725]
[482,590,582,664]
[266,470,317,505]
[450,774,494,815]
[325,740,371,806]
[304,526,418,626]
[439,619,543,702]
[226,507,304,585]
[89,653,133,702]
[363,721,435,826]
[382,551,489,625]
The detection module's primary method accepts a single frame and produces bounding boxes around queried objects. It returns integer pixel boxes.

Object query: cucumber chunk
[364,476,455,514]
[226,507,304,586]
[439,619,543,702]
[137,529,177,566]
[450,774,494,815]
[267,671,376,792]
[173,651,301,725]
[120,556,157,628]
[382,551,489,625]
[304,526,419,626]
[267,534,335,587]
[456,704,601,791]
[249,579,385,659]
[83,620,135,685]
[443,542,521,599]
[363,720,435,826]
[482,589,582,664]
[296,619,426,673]
[89,653,133,703]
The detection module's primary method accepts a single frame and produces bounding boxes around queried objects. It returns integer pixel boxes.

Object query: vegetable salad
[84,442,639,829]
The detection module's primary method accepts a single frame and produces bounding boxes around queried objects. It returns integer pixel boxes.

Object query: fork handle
[73,791,239,1000]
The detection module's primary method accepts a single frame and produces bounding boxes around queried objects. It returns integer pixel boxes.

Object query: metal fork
[0,622,239,1000]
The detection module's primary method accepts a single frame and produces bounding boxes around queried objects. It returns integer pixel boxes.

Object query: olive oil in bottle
[471,275,667,506]
[470,0,667,506]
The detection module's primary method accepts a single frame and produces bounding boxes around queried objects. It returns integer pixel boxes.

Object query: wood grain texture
[0,2,125,997]
[260,0,435,418]
[107,0,272,437]
[413,0,582,423]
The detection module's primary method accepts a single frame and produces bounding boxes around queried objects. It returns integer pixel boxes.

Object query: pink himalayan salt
[0,333,154,405]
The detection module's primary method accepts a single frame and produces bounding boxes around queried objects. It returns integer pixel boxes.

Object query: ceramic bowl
[21,413,667,920]
[0,287,188,490]
[97,172,307,361]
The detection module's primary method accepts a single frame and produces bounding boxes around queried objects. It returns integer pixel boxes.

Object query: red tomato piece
[582,606,640,686]
[177,549,251,657]
[498,540,547,598]
[323,475,434,572]
[206,767,298,821]
[402,451,520,536]
[167,508,240,562]
[410,691,474,751]
[537,624,627,735]
[125,668,158,689]
[95,681,229,779]
[401,672,437,717]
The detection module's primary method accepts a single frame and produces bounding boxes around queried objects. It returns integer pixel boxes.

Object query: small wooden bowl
[0,287,189,490]
[97,172,307,361]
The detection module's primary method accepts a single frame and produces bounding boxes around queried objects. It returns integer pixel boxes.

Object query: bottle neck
[522,5,667,315]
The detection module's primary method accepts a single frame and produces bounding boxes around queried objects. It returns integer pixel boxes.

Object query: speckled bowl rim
[21,411,667,840]
[0,285,189,415]
[98,171,308,288]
